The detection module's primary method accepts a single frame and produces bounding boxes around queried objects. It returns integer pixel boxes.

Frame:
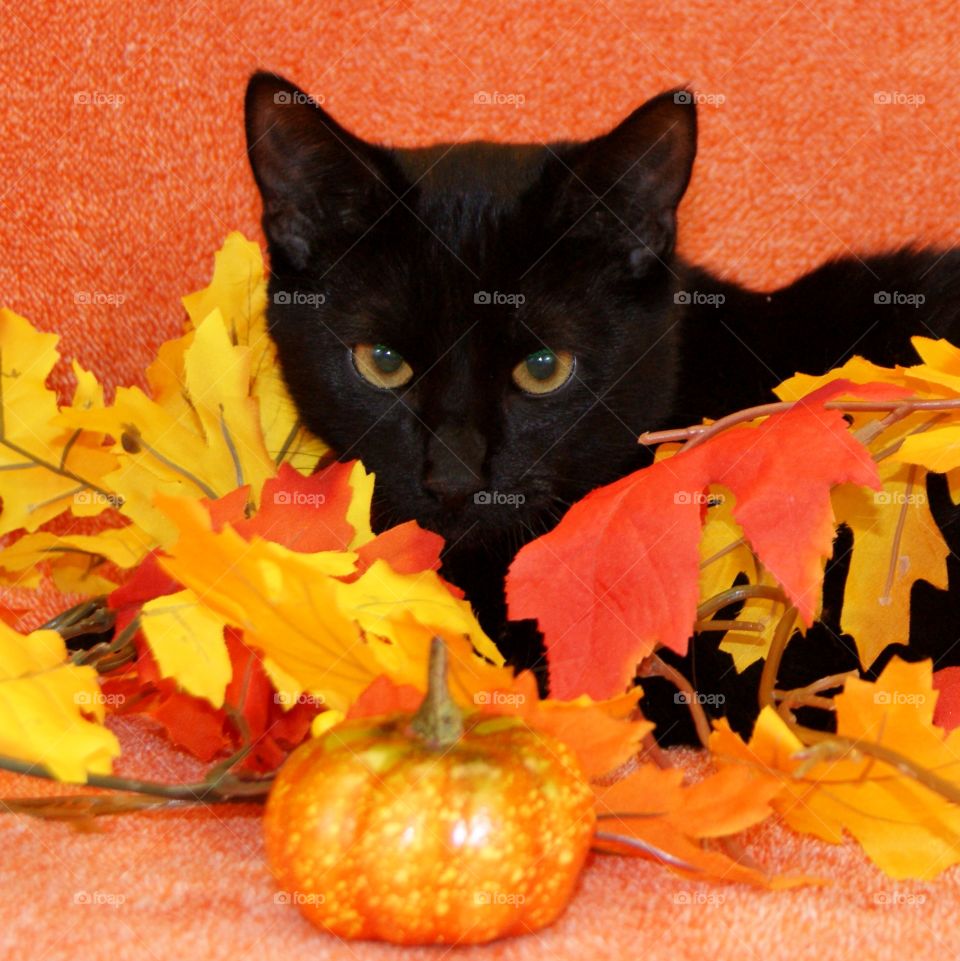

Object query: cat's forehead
[390,142,550,205]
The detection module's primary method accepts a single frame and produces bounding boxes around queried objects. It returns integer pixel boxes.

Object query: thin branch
[757,605,798,712]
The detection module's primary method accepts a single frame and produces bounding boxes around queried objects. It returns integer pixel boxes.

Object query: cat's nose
[423,424,487,508]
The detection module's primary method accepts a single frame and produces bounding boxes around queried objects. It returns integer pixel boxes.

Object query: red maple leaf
[507,382,901,700]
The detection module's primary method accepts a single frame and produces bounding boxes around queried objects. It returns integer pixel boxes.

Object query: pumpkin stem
[411,637,464,748]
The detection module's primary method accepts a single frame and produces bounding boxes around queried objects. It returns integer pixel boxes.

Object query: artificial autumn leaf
[0,312,117,537]
[508,383,887,700]
[592,758,805,886]
[0,524,153,593]
[0,621,119,781]
[697,487,790,672]
[711,657,960,879]
[154,490,503,714]
[831,459,948,666]
[68,311,277,545]
[180,232,324,473]
[139,589,233,708]
[776,349,954,667]
[933,667,960,731]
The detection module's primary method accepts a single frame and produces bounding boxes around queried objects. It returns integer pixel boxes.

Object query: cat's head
[245,72,696,549]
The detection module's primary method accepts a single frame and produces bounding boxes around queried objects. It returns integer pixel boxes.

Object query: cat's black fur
[245,73,960,728]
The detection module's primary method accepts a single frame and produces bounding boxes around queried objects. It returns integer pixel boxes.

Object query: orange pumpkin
[263,639,595,944]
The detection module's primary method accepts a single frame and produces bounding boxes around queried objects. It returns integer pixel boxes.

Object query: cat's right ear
[245,72,396,271]
[549,88,697,273]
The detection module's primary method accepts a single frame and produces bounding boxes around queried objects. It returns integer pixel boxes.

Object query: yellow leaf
[0,311,116,535]
[155,492,505,715]
[0,525,154,594]
[346,460,376,547]
[712,658,960,879]
[140,589,233,708]
[0,622,119,781]
[832,461,948,666]
[698,489,787,671]
[181,231,328,473]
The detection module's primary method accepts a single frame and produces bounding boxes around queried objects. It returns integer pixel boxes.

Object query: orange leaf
[508,382,890,699]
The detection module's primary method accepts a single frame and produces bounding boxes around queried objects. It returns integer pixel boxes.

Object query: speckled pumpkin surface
[263,712,596,945]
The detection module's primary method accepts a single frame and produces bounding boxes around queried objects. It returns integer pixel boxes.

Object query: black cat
[244,72,960,709]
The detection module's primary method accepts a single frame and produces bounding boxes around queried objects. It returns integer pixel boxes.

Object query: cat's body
[244,73,960,698]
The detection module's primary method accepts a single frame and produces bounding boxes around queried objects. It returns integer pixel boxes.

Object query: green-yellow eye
[512,348,575,395]
[352,343,413,389]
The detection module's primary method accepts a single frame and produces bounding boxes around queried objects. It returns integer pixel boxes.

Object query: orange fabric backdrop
[3,1,960,958]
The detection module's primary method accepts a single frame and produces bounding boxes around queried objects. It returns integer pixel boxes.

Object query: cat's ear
[245,72,397,270]
[551,88,697,273]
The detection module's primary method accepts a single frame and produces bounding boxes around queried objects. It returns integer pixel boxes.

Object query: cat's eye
[352,343,414,389]
[512,348,575,395]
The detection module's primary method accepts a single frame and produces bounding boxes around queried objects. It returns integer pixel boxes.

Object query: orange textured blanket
[2,0,960,957]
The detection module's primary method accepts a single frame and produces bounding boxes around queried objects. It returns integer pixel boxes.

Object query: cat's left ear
[245,72,398,271]
[550,88,697,272]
